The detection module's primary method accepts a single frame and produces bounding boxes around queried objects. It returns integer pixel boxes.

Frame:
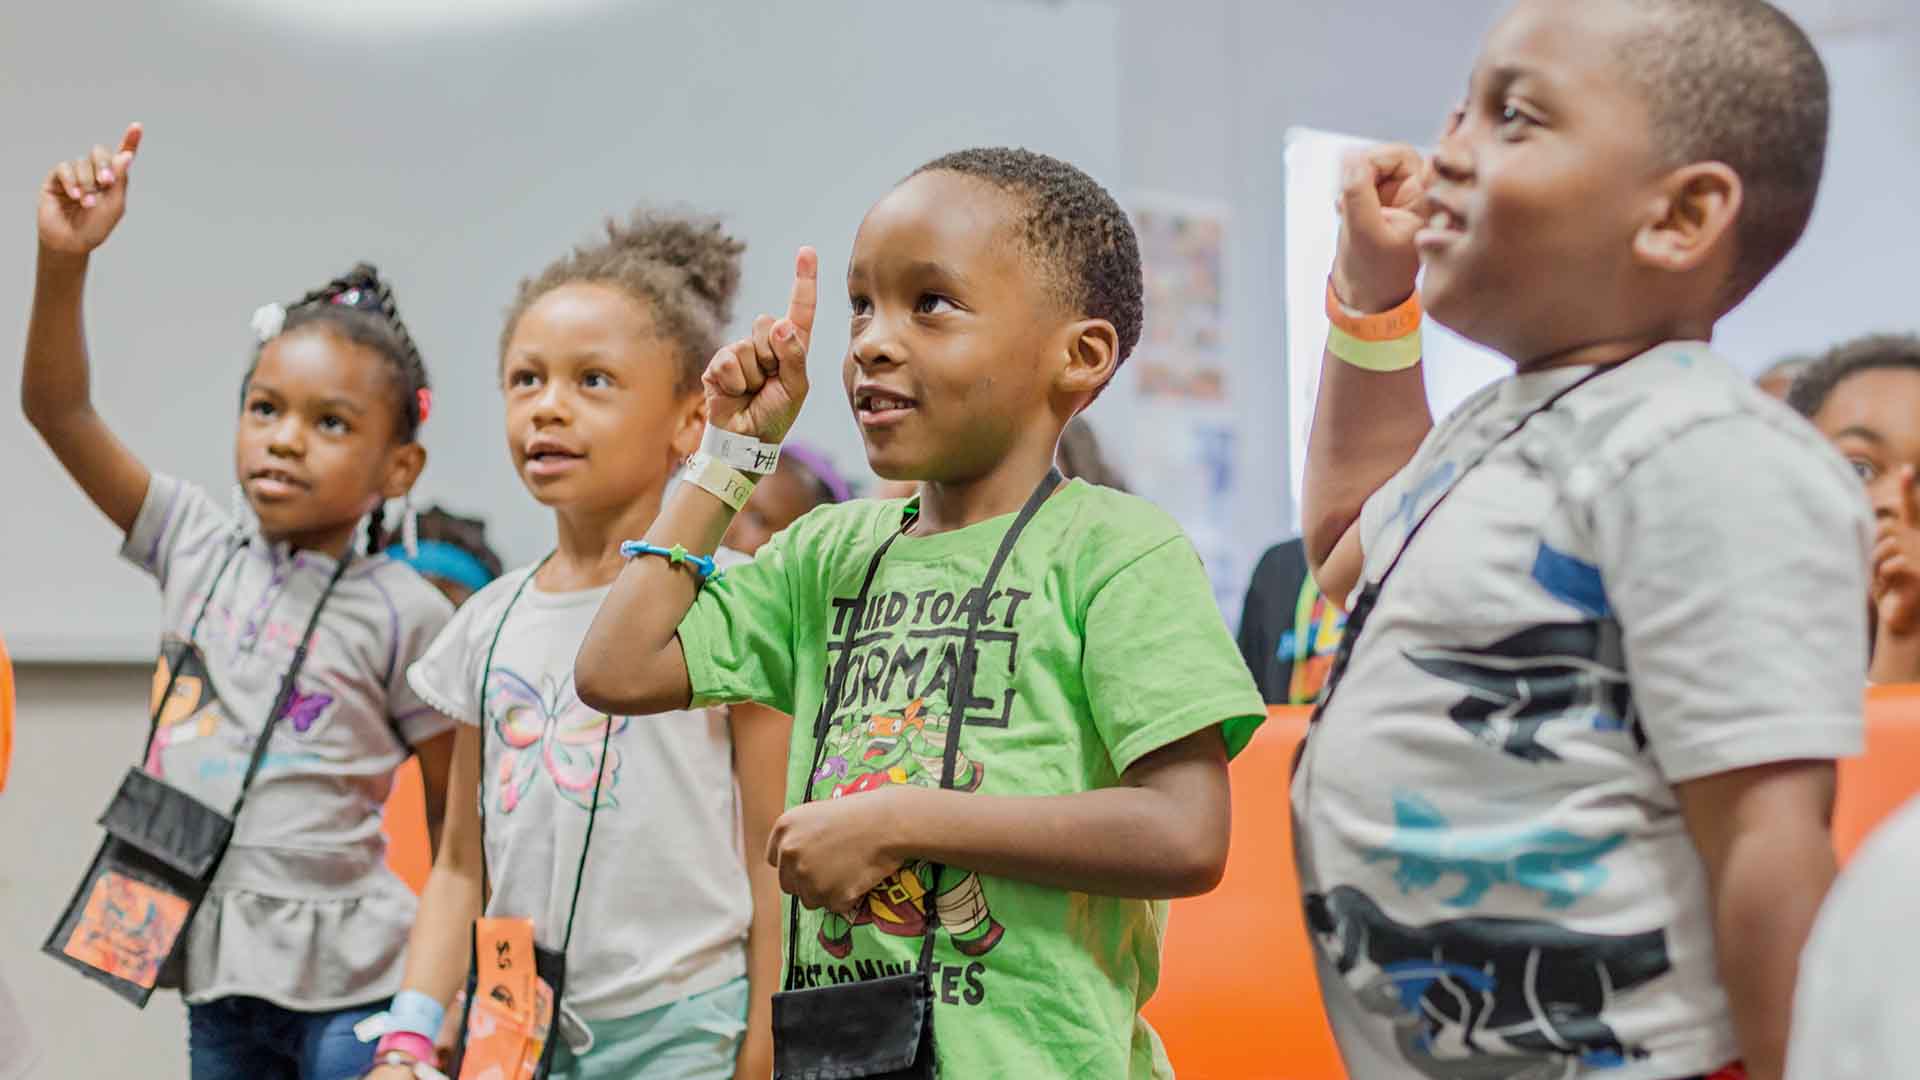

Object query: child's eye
[318,415,349,435]
[849,295,872,318]
[1498,103,1538,133]
[1852,458,1881,483]
[582,371,611,390]
[915,294,955,316]
[507,369,540,390]
[247,399,275,419]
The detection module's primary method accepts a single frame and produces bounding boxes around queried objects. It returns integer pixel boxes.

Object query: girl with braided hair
[23,124,459,1080]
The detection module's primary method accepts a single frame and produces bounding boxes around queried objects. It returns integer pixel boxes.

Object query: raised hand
[1330,143,1430,314]
[38,123,143,257]
[1873,465,1920,637]
[703,247,817,445]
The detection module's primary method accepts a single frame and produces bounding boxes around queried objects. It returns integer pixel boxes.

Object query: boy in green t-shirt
[575,148,1266,1077]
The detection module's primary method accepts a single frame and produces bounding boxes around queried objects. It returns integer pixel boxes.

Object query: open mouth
[854,387,918,426]
[1416,205,1468,253]
[523,442,586,476]
[246,466,308,497]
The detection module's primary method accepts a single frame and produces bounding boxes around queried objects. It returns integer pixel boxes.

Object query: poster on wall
[1126,193,1245,622]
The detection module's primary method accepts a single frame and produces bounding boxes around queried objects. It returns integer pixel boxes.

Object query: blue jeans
[187,996,386,1080]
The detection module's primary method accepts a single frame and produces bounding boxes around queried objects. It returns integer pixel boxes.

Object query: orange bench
[379,692,1920,1078]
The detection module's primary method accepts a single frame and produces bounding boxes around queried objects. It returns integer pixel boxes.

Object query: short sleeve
[407,585,493,728]
[1589,416,1869,782]
[119,473,235,588]
[1084,537,1269,771]
[678,531,800,714]
[386,574,457,745]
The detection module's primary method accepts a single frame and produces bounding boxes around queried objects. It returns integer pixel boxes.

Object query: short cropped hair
[912,148,1144,371]
[1787,333,1920,419]
[1617,0,1829,309]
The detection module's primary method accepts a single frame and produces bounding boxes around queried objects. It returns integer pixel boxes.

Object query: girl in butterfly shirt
[368,210,785,1080]
[21,125,458,1080]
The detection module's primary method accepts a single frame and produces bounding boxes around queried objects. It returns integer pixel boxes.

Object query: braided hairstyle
[245,263,431,553]
[500,208,745,393]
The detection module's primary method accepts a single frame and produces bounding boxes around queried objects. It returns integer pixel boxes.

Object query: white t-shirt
[407,564,750,1024]
[1294,343,1870,1079]
[1786,794,1920,1078]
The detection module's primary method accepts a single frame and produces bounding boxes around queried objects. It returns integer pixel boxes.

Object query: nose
[850,313,903,371]
[531,379,571,425]
[1432,115,1474,186]
[266,413,304,457]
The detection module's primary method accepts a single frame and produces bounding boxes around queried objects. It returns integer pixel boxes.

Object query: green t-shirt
[679,479,1266,1078]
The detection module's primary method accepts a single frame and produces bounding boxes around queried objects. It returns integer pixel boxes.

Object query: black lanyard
[1311,364,1618,723]
[784,469,1062,991]
[141,536,354,818]
[476,553,611,954]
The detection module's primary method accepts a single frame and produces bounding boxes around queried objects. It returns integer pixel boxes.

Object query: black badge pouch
[771,470,1059,1080]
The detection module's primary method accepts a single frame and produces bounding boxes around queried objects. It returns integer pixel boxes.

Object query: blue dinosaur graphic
[1365,793,1626,909]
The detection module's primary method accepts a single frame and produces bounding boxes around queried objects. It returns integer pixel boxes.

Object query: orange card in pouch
[63,871,191,989]
[459,918,540,1080]
[517,978,555,1079]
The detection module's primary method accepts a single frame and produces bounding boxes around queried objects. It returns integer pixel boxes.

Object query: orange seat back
[381,756,431,894]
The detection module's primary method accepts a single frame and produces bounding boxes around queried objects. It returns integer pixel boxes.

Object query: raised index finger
[785,246,818,342]
[118,122,143,159]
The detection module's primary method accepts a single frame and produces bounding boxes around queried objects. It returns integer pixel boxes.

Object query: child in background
[366,210,784,1080]
[1055,414,1130,491]
[22,124,457,1080]
[575,147,1266,1077]
[721,441,850,556]
[1756,354,1813,402]
[1296,2,1864,1078]
[392,505,504,607]
[1788,333,1920,683]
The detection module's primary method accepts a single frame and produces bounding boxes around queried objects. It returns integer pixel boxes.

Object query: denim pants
[187,995,386,1080]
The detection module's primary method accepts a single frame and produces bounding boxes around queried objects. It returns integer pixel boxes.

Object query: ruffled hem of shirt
[180,879,417,1010]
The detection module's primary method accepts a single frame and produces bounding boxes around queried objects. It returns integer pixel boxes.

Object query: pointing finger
[785,247,818,348]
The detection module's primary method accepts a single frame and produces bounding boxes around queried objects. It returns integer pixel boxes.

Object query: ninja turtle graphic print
[680,480,1266,1079]
[1294,344,1869,1079]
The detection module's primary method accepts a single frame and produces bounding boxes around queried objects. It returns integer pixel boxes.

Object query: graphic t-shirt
[1294,344,1870,1078]
[122,473,455,1008]
[407,566,750,1025]
[678,479,1267,1079]
[1237,537,1346,704]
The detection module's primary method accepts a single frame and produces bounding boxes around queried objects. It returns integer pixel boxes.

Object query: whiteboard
[1283,127,1509,529]
[0,0,1119,661]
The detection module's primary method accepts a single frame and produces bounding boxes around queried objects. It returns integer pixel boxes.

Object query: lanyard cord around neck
[475,553,612,954]
[783,469,1063,991]
[232,551,353,818]
[142,535,247,763]
[1310,363,1620,724]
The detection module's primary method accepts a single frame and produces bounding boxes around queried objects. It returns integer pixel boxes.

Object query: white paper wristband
[700,426,782,476]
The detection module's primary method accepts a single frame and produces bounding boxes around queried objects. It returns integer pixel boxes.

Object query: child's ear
[1634,162,1742,276]
[380,442,427,500]
[669,389,708,460]
[1056,318,1121,400]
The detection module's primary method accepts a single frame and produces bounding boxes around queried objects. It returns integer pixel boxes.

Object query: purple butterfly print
[282,687,334,734]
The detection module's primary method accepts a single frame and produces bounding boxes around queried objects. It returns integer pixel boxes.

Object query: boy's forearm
[575,481,736,715]
[1302,344,1431,567]
[889,781,1229,900]
[1712,819,1834,1080]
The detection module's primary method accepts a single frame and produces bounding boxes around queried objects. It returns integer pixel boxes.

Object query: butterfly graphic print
[484,668,625,814]
[283,687,334,734]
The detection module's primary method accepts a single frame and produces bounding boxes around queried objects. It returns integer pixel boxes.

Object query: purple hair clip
[780,443,851,504]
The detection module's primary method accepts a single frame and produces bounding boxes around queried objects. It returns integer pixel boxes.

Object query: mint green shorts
[551,977,749,1080]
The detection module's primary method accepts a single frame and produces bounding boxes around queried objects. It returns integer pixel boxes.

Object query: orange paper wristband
[1326,279,1422,341]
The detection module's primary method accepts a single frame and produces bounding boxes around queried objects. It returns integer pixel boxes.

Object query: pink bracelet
[375,1030,437,1068]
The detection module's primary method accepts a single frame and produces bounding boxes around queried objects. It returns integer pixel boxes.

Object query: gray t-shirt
[407,565,750,1024]
[123,473,456,1008]
[1294,343,1869,1079]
